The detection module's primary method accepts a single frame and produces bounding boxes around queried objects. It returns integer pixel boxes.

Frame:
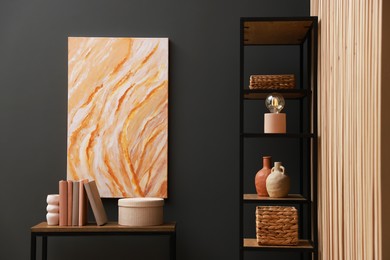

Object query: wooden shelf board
[243,20,314,45]
[31,222,176,233]
[243,238,314,251]
[243,194,308,203]
[243,133,315,138]
[244,89,310,100]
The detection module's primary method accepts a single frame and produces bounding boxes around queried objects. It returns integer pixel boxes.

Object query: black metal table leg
[170,232,176,260]
[31,233,36,260]
[42,236,47,260]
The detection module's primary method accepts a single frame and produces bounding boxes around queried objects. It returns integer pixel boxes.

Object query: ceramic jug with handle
[266,162,290,198]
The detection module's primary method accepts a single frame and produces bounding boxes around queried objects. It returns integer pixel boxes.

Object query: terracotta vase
[266,162,290,198]
[255,156,272,196]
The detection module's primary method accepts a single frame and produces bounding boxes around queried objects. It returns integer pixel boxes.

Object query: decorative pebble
[46,194,60,205]
[46,213,59,226]
[46,204,59,213]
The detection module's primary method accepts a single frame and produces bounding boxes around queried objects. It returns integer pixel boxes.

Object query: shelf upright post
[239,17,245,260]
[299,40,305,260]
[306,24,313,257]
[312,17,319,259]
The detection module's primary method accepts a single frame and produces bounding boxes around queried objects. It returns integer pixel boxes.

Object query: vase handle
[280,166,285,174]
[271,167,275,173]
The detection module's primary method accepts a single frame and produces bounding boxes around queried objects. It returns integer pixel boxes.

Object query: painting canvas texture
[67,37,168,198]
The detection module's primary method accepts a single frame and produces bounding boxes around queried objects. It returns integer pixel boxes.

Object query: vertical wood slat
[311,0,382,259]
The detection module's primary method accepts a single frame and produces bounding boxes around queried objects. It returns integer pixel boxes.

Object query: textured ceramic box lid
[118,198,164,208]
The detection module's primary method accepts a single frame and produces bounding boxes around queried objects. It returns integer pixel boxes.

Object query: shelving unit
[239,17,318,259]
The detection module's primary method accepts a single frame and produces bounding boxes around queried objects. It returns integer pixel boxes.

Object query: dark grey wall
[0,1,309,259]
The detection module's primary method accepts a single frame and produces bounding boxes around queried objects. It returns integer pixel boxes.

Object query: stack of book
[59,180,107,226]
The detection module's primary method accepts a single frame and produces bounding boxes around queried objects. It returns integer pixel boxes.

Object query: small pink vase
[255,156,272,196]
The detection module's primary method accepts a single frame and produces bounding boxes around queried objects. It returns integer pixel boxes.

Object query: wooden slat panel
[311,0,382,259]
[244,21,313,45]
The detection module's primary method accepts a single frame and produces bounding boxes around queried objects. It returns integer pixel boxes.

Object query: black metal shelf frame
[239,17,318,260]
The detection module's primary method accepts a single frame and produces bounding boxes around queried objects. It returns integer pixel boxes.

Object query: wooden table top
[31,222,176,233]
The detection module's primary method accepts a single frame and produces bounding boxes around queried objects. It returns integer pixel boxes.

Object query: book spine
[78,179,88,226]
[59,180,67,226]
[84,181,107,226]
[67,180,73,226]
[72,181,79,226]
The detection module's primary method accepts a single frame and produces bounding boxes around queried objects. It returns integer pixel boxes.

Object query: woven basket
[249,74,295,89]
[256,206,298,246]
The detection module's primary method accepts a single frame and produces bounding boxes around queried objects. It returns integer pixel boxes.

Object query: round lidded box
[118,198,164,226]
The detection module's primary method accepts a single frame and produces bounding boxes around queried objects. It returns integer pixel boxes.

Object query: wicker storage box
[249,74,295,89]
[256,206,298,246]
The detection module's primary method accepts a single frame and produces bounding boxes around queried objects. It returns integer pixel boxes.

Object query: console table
[30,222,176,260]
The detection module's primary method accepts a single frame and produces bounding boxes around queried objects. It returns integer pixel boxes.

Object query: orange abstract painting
[67,37,168,198]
